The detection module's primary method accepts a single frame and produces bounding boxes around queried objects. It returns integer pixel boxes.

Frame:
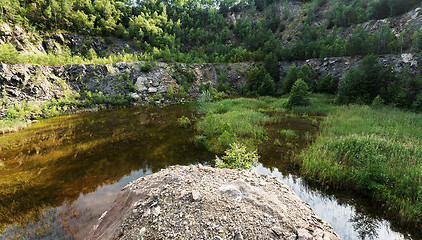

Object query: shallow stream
[0,105,419,239]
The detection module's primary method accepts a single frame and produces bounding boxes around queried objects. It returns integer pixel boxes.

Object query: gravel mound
[86,165,340,240]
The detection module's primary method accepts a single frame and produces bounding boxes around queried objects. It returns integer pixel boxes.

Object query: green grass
[0,119,27,134]
[279,129,296,138]
[196,98,275,153]
[298,99,422,226]
[199,98,267,114]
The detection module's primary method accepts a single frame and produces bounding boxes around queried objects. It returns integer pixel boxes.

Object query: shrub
[217,130,238,149]
[141,62,153,72]
[337,55,395,104]
[215,142,259,169]
[259,74,275,96]
[371,95,384,109]
[413,95,422,112]
[166,85,175,99]
[279,129,296,138]
[286,79,311,108]
[217,79,232,93]
[0,43,19,63]
[317,75,337,94]
[199,87,224,103]
[243,64,275,96]
[282,64,318,94]
[177,116,191,128]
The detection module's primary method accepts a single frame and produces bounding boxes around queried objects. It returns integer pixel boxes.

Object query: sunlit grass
[0,119,28,134]
[196,98,276,153]
[198,98,267,114]
[298,97,422,226]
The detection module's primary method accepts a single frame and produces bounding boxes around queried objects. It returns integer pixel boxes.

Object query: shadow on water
[0,105,420,239]
[0,104,213,239]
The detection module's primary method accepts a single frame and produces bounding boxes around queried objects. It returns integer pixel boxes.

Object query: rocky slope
[0,61,252,116]
[1,53,419,117]
[86,164,340,240]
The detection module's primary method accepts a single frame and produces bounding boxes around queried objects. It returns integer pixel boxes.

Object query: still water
[0,105,419,239]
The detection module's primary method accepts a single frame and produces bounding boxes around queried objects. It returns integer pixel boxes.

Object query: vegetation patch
[177,116,191,128]
[215,143,259,169]
[196,98,275,153]
[298,102,422,226]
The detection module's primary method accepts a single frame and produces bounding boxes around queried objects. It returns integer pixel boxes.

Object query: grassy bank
[297,96,422,226]
[196,94,422,227]
[195,98,274,153]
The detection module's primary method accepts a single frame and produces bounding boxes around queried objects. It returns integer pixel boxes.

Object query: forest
[1,0,421,63]
[1,0,422,111]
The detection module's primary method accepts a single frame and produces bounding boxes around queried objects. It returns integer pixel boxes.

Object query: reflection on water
[0,105,213,239]
[0,105,420,240]
[253,165,408,240]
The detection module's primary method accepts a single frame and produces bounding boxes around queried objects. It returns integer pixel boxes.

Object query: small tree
[215,143,259,169]
[259,73,276,96]
[286,78,311,108]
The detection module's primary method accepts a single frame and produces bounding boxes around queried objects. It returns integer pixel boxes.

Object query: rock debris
[87,165,340,240]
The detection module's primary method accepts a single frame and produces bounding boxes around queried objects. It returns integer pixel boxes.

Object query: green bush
[215,142,259,169]
[413,95,422,112]
[279,129,296,138]
[282,64,318,94]
[259,74,276,96]
[317,75,337,94]
[177,116,191,128]
[286,79,311,108]
[0,43,19,63]
[337,55,395,104]
[371,95,385,109]
[217,130,238,148]
[141,62,154,72]
[199,87,224,103]
[243,64,275,96]
[166,85,175,99]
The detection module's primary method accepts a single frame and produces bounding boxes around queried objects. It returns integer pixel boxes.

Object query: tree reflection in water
[350,212,380,240]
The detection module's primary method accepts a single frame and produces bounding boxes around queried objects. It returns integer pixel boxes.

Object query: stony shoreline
[86,164,340,240]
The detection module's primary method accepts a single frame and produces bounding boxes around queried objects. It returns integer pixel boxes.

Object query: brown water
[0,105,420,240]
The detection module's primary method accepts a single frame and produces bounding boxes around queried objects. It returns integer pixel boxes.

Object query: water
[0,105,419,239]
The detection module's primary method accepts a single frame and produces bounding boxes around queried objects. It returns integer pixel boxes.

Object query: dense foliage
[1,0,421,63]
[337,55,422,110]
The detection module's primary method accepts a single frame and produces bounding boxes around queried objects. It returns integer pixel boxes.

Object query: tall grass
[196,98,274,153]
[299,103,422,226]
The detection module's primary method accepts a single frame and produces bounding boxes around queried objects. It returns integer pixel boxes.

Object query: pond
[0,104,420,240]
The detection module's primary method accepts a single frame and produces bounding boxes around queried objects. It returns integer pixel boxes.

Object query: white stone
[135,76,148,92]
[148,87,158,93]
[130,93,140,99]
[401,53,417,67]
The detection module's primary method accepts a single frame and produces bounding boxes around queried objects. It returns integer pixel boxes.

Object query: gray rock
[130,93,140,99]
[0,22,12,36]
[148,87,158,93]
[191,190,200,201]
[86,165,340,240]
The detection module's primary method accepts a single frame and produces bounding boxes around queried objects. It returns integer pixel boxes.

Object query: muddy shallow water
[0,105,420,239]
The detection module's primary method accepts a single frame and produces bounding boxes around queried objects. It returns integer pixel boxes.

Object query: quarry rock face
[1,53,420,116]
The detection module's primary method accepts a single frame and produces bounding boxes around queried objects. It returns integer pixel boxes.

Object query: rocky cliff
[86,164,340,240]
[0,61,252,116]
[1,53,420,118]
